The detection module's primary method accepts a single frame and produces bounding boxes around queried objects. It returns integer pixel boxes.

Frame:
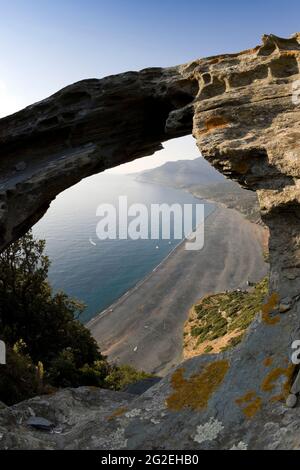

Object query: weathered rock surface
[190,33,300,300]
[1,302,300,450]
[2,33,300,449]
[0,66,197,251]
[0,387,136,449]
[1,33,300,298]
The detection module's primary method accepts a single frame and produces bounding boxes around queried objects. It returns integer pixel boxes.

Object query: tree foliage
[0,231,101,367]
[0,232,150,404]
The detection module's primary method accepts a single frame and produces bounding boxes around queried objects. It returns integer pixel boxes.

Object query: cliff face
[2,33,300,449]
[1,33,300,299]
[190,33,300,300]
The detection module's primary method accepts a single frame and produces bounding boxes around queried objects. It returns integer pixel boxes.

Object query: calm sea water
[33,173,214,323]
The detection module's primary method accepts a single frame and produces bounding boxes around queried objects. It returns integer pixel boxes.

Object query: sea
[33,172,215,323]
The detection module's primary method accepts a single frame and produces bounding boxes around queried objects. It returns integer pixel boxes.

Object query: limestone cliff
[2,33,300,449]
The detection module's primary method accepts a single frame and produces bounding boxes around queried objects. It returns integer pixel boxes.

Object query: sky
[1,0,300,172]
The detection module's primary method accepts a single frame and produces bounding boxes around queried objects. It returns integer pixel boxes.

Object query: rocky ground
[2,297,300,449]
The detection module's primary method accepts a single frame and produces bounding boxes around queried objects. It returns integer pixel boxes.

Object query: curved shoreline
[88,204,268,376]
[87,204,217,329]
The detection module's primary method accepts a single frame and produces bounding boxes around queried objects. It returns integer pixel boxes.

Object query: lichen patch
[261,364,295,400]
[235,390,262,419]
[193,418,224,444]
[106,407,128,421]
[263,357,273,367]
[125,408,142,418]
[205,116,229,131]
[166,360,229,411]
[230,441,248,450]
[261,292,280,325]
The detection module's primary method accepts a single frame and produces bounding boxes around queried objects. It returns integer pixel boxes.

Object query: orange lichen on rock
[235,361,295,417]
[241,397,262,419]
[261,292,280,325]
[106,406,128,421]
[235,390,257,404]
[166,360,229,411]
[261,364,295,401]
[235,391,262,419]
[197,116,229,135]
[263,357,273,367]
[205,116,229,132]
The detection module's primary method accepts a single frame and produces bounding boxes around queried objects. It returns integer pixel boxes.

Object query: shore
[88,205,268,376]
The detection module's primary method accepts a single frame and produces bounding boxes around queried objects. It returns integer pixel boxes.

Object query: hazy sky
[1,0,300,171]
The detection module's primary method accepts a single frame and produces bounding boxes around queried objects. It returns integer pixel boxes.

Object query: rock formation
[1,33,300,298]
[2,33,300,449]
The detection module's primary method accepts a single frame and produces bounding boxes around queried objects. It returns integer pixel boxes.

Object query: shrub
[0,232,152,404]
[0,347,40,406]
[104,365,152,391]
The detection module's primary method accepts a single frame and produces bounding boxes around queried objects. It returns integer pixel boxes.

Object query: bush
[47,352,112,389]
[0,232,151,404]
[0,232,102,369]
[0,347,40,406]
[104,364,151,391]
[78,361,111,387]
[46,350,81,388]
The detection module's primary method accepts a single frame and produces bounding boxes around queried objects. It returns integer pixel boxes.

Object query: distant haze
[107,136,201,174]
[137,156,225,187]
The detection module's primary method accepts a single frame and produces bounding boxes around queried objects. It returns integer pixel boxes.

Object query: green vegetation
[104,364,150,391]
[0,347,41,405]
[263,250,270,263]
[0,232,151,405]
[185,277,268,355]
[220,333,245,352]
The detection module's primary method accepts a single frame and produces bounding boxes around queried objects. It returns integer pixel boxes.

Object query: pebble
[286,394,297,408]
[27,416,54,431]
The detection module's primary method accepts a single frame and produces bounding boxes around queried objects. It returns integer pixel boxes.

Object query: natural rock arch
[1,33,300,449]
[1,33,300,301]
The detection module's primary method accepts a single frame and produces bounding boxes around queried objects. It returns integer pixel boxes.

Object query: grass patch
[184,277,268,356]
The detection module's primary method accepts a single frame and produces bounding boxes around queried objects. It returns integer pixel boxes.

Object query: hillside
[183,278,268,358]
[137,157,261,223]
[136,157,225,187]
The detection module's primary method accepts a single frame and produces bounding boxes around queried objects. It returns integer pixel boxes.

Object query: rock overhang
[2,32,300,450]
[2,33,300,299]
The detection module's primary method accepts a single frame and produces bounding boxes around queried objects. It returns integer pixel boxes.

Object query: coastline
[88,202,268,376]
[87,203,217,329]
